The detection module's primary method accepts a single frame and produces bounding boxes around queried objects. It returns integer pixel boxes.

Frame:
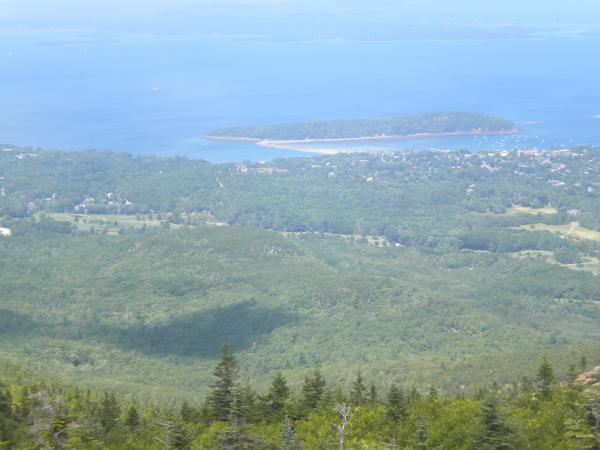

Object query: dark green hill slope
[0,224,598,395]
[1,147,600,396]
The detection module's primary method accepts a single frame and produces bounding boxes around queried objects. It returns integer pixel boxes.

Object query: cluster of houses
[303,147,600,195]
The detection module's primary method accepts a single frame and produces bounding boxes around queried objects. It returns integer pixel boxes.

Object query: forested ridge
[1,145,600,447]
[207,112,515,141]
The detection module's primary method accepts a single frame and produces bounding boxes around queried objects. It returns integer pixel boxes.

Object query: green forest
[207,112,515,141]
[1,145,600,447]
[1,347,599,449]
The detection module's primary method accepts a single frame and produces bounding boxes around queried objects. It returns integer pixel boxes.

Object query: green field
[514,249,600,275]
[506,204,558,216]
[43,212,229,234]
[520,221,600,241]
[47,212,172,234]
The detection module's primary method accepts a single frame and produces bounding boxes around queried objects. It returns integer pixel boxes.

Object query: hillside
[1,146,599,398]
[0,354,598,449]
[207,112,515,141]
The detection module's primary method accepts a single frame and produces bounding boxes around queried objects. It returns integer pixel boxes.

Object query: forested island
[207,112,516,142]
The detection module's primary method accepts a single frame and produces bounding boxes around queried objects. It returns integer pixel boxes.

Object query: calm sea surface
[1,31,599,162]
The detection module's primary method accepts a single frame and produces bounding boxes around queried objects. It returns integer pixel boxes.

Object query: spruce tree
[125,405,140,429]
[0,384,11,416]
[581,356,588,372]
[214,387,266,449]
[521,376,533,393]
[568,364,579,383]
[387,384,406,423]
[350,371,367,405]
[368,383,378,404]
[180,401,193,423]
[477,395,514,450]
[300,370,326,412]
[409,387,421,403]
[268,372,290,419]
[170,418,190,450]
[584,392,600,445]
[536,357,555,400]
[208,345,240,421]
[428,386,438,400]
[157,418,189,450]
[280,415,303,450]
[0,384,16,446]
[239,384,258,423]
[99,392,120,433]
[414,419,429,449]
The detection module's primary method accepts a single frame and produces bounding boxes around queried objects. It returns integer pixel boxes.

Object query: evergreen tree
[280,415,303,450]
[300,370,326,412]
[568,364,579,383]
[0,384,11,416]
[180,401,193,423]
[428,386,438,400]
[214,387,266,449]
[350,371,367,405]
[521,376,533,393]
[267,372,290,419]
[477,396,514,450]
[208,345,240,421]
[581,356,588,372]
[413,419,429,449]
[409,387,421,403]
[332,386,347,405]
[368,383,378,404]
[584,392,600,447]
[536,357,555,400]
[387,384,406,423]
[99,392,120,433]
[170,418,190,450]
[125,405,140,429]
[157,418,189,450]
[239,384,258,423]
[0,384,17,446]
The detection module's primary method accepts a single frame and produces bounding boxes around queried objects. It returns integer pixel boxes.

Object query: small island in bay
[206,112,517,153]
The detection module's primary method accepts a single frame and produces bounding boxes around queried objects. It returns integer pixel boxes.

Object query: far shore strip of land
[204,128,519,154]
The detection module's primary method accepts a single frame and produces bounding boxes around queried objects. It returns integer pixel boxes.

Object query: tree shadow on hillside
[0,309,40,336]
[107,299,297,358]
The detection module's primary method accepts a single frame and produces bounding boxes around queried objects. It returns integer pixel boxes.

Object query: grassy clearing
[574,257,600,276]
[519,221,600,241]
[280,230,394,247]
[514,250,600,276]
[506,204,558,216]
[47,212,182,235]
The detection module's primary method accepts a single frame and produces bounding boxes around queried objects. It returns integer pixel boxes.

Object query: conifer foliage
[209,345,240,422]
[0,356,599,448]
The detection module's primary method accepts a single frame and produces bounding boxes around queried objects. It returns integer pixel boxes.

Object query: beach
[205,128,519,155]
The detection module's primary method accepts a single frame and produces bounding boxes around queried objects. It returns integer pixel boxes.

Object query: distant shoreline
[204,128,519,154]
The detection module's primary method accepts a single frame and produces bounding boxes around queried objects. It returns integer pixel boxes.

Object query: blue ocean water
[0,31,599,162]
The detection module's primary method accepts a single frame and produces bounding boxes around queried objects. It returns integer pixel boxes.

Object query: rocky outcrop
[575,365,600,387]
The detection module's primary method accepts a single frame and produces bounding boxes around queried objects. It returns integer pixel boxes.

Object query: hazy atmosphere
[1,2,600,449]
[2,0,600,160]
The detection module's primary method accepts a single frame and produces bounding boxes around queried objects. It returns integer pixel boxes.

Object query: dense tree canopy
[208,112,515,141]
